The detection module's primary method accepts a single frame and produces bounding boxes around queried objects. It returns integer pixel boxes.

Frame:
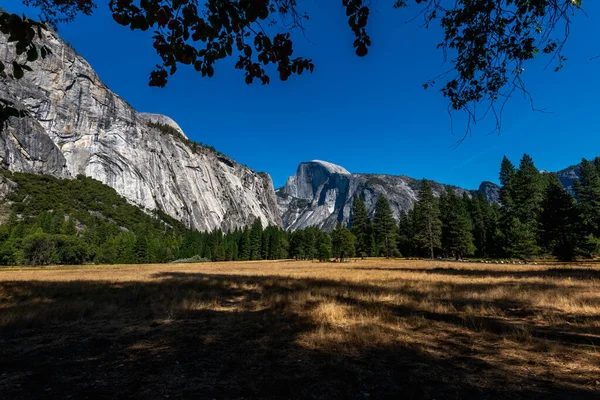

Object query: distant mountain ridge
[276,161,474,231]
[276,159,589,232]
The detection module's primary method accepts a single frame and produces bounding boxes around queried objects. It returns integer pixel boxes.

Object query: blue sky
[6,1,600,189]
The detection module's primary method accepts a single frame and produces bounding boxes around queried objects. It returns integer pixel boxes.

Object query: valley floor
[1,260,599,399]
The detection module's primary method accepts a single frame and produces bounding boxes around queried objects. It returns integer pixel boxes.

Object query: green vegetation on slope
[0,171,187,265]
[0,171,295,266]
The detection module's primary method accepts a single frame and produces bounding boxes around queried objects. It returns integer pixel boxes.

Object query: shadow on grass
[353,266,600,281]
[0,272,598,399]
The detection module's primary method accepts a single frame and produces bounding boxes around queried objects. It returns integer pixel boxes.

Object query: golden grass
[1,259,599,398]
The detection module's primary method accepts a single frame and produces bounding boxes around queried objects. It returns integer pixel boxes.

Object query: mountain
[277,160,473,231]
[475,162,586,202]
[0,28,280,232]
[475,162,585,202]
[477,181,501,203]
[277,159,596,231]
[555,163,582,194]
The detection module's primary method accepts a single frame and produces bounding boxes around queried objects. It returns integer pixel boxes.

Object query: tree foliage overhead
[409,0,580,134]
[0,0,584,133]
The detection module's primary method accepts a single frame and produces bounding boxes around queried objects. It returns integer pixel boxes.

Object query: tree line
[1,153,599,265]
[389,154,600,262]
[0,170,358,265]
[312,153,600,263]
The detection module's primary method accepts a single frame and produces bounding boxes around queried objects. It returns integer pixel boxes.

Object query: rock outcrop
[555,163,582,195]
[477,181,500,204]
[0,28,280,231]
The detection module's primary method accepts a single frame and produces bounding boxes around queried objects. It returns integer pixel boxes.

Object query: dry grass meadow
[1,259,599,399]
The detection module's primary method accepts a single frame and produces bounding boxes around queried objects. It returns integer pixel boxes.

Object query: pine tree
[61,215,77,236]
[441,188,475,259]
[249,218,263,260]
[468,192,499,258]
[397,209,416,257]
[541,175,584,261]
[365,221,375,257]
[593,156,600,174]
[318,243,332,262]
[261,227,271,260]
[147,235,166,263]
[53,209,65,234]
[504,217,539,259]
[499,155,516,206]
[497,155,517,256]
[331,223,356,262]
[133,233,149,263]
[512,154,544,225]
[301,227,318,260]
[372,195,398,258]
[314,229,332,260]
[267,228,280,260]
[238,227,251,260]
[466,193,483,256]
[486,203,501,257]
[212,230,227,261]
[438,188,452,258]
[414,179,442,259]
[37,211,55,234]
[279,230,289,259]
[497,154,543,259]
[350,195,370,258]
[289,230,305,259]
[116,232,136,264]
[511,154,543,258]
[575,158,600,239]
[96,235,118,264]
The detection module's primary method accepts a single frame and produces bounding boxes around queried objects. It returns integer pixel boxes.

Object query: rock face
[0,29,280,231]
[277,160,470,231]
[0,173,16,201]
[555,163,582,195]
[0,173,16,225]
[138,113,187,138]
[478,181,501,204]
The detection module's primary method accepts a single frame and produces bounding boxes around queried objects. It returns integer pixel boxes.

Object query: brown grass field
[1,259,599,399]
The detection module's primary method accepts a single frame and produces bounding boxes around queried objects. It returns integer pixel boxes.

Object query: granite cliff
[0,28,280,232]
[277,160,471,231]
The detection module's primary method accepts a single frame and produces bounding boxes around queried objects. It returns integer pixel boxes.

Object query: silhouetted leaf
[12,61,23,79]
[26,46,38,62]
